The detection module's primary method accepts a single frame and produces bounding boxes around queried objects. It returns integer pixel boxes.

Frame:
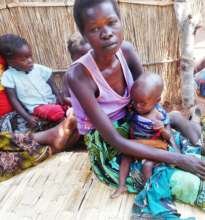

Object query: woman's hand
[176,154,205,180]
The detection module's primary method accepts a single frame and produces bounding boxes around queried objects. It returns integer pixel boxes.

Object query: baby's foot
[189,105,202,124]
[110,186,127,199]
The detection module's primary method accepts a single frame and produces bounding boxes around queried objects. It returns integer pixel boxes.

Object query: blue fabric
[195,70,205,97]
[134,132,201,220]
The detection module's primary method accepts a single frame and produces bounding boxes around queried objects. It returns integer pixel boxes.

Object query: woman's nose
[101,26,113,39]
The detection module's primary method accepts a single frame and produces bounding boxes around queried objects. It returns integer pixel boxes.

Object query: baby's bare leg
[111,155,133,199]
[169,111,201,146]
[142,160,155,184]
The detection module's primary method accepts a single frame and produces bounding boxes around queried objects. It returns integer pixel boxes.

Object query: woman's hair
[0,34,28,60]
[73,0,121,34]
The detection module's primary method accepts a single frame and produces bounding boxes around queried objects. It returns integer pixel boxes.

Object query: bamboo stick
[8,2,74,8]
[118,0,174,6]
[7,0,174,8]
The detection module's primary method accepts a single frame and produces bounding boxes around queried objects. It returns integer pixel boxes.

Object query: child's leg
[142,160,155,184]
[110,155,132,199]
[33,104,65,122]
[169,110,201,146]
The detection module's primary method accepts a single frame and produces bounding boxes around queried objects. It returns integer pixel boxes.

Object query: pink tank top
[69,49,134,134]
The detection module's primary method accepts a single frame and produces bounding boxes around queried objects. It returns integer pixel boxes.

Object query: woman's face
[82,2,123,57]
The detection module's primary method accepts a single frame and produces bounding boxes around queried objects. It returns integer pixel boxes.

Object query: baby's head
[0,34,33,72]
[131,73,164,115]
[67,32,91,61]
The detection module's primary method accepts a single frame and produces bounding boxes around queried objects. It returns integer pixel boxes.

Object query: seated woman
[64,0,205,218]
[0,108,77,182]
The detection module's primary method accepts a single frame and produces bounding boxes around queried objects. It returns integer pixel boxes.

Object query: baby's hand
[153,120,164,130]
[28,116,39,128]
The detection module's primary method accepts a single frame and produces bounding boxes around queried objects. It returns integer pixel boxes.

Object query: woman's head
[131,73,164,115]
[73,0,123,57]
[74,0,120,34]
[67,32,91,61]
[0,34,33,72]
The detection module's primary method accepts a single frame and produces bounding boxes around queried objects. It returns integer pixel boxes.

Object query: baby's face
[131,91,161,115]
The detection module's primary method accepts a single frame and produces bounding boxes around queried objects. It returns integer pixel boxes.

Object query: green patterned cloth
[85,117,205,219]
[0,132,50,182]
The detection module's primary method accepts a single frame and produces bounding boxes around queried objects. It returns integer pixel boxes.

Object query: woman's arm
[194,56,205,73]
[67,65,205,179]
[121,41,144,80]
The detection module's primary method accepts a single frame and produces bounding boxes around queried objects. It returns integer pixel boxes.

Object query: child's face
[131,90,161,115]
[82,1,123,57]
[8,44,33,72]
[71,42,91,61]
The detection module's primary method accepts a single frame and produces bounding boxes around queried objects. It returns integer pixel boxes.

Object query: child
[111,73,179,198]
[63,32,91,103]
[67,32,91,61]
[0,34,65,129]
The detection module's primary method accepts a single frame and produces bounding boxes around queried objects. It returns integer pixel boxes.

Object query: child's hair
[67,32,86,56]
[131,72,163,97]
[73,0,121,34]
[0,34,28,60]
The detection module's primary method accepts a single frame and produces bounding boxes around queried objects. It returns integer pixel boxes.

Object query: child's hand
[63,97,72,107]
[153,120,164,130]
[28,116,39,128]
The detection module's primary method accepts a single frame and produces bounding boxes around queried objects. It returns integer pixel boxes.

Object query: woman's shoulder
[66,62,90,84]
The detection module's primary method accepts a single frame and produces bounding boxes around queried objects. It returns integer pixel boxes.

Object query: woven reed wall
[0,0,204,104]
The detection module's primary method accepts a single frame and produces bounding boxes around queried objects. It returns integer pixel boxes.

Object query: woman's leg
[169,110,201,146]
[32,108,79,154]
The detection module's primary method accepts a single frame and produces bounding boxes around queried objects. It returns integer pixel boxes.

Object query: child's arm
[161,125,180,153]
[47,77,64,105]
[5,88,39,128]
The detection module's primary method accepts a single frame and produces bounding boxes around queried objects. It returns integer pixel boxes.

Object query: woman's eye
[90,27,99,32]
[109,20,117,26]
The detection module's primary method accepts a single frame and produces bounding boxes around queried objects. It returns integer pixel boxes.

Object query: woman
[65,0,205,218]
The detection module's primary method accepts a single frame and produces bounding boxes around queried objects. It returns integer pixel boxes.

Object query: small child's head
[73,0,123,55]
[131,73,164,115]
[67,32,91,61]
[0,34,33,72]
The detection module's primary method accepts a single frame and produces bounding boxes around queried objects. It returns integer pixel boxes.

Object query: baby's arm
[5,88,38,128]
[161,125,180,152]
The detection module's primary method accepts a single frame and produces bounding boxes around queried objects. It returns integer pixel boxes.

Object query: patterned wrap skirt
[0,132,50,182]
[85,117,205,219]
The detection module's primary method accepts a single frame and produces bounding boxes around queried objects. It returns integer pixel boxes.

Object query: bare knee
[169,111,184,128]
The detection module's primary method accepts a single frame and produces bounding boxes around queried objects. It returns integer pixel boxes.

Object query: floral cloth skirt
[0,132,50,182]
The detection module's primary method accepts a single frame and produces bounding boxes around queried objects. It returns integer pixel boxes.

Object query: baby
[0,34,65,129]
[111,72,178,199]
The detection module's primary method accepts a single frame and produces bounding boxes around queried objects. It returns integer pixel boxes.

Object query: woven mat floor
[0,152,204,220]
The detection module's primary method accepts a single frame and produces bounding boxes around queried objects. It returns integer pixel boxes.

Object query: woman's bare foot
[32,108,78,154]
[110,185,127,199]
[52,108,77,153]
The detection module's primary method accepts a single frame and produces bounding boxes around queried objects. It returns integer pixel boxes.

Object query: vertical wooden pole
[174,0,200,108]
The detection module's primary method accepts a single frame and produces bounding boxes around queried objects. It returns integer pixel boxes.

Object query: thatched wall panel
[2,0,204,104]
[119,2,180,103]
[7,6,75,69]
[0,8,19,34]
